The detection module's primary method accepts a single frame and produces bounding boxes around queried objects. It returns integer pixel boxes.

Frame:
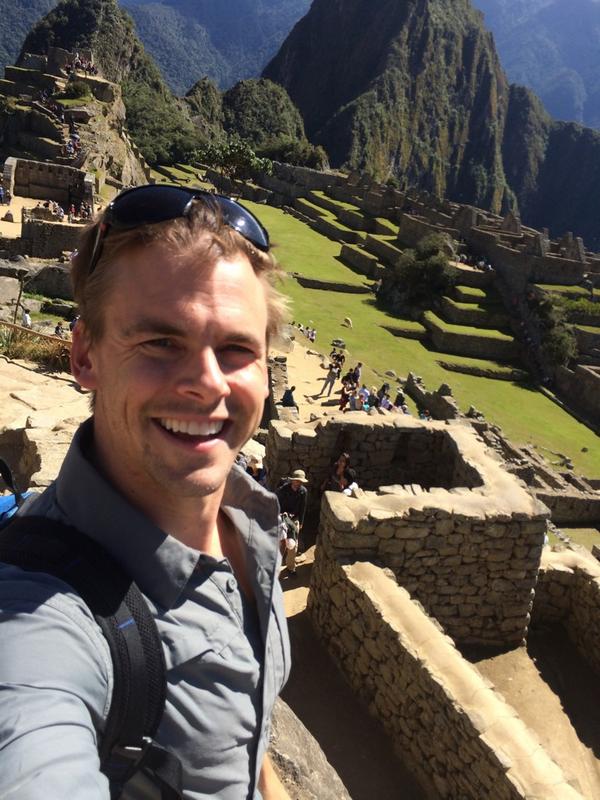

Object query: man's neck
[89,438,226,556]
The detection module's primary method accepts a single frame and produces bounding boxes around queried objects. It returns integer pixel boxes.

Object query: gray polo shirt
[0,420,290,799]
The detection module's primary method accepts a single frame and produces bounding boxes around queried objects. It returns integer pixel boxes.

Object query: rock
[26,265,73,300]
[342,317,353,328]
[0,276,20,306]
[439,383,453,396]
[239,438,265,464]
[385,370,396,378]
[271,330,295,354]
[466,406,484,419]
[2,211,14,222]
[269,698,351,800]
[41,300,76,319]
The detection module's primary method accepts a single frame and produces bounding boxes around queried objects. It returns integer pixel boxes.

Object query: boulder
[269,698,351,800]
[26,265,73,300]
[0,276,20,306]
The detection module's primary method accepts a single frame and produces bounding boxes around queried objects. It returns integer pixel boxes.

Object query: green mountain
[18,0,200,165]
[0,1,56,72]
[264,0,600,247]
[473,0,600,128]
[120,0,312,92]
[0,1,311,95]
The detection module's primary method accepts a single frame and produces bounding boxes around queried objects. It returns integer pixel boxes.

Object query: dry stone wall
[267,415,549,646]
[555,365,600,428]
[308,557,582,800]
[6,158,94,208]
[533,549,600,676]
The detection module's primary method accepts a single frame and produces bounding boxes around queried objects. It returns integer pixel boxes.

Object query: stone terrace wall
[267,415,549,646]
[6,157,94,208]
[404,372,460,420]
[533,549,600,676]
[21,218,81,259]
[308,558,582,800]
[555,364,600,427]
[319,488,546,647]
[265,415,486,512]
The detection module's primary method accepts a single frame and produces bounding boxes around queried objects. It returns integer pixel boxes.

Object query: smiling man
[0,186,291,799]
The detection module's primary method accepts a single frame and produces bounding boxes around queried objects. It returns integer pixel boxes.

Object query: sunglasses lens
[111,185,194,228]
[216,196,270,251]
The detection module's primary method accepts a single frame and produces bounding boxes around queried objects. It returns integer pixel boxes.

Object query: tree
[380,233,456,314]
[195,135,273,182]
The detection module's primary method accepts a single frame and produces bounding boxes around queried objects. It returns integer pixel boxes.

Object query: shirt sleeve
[0,566,113,799]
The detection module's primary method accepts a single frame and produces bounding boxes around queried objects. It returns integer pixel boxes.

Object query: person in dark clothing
[280,386,298,409]
[276,470,308,574]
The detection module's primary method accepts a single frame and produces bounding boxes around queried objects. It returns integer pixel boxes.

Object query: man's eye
[224,344,254,355]
[144,338,175,349]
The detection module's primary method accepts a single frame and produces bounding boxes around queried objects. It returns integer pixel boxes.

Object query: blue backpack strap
[0,515,183,799]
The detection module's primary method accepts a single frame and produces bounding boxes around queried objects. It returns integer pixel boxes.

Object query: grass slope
[240,198,600,476]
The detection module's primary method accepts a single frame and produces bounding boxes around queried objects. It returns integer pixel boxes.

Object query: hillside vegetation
[264,0,600,248]
[16,0,315,169]
[474,0,600,129]
[120,0,311,92]
[19,0,200,164]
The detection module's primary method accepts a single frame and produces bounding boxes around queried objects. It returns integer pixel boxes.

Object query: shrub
[0,327,70,371]
[381,233,456,313]
[541,325,578,366]
[533,295,579,366]
[62,79,90,99]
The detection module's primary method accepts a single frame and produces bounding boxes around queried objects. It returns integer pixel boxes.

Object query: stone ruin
[267,414,547,648]
[266,411,600,798]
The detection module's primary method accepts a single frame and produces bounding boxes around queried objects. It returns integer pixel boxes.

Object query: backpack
[0,458,182,799]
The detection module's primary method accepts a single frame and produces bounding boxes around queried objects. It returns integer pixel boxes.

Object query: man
[318,363,340,398]
[0,186,291,799]
[275,470,308,575]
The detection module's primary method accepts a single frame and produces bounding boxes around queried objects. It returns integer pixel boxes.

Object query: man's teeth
[160,419,224,436]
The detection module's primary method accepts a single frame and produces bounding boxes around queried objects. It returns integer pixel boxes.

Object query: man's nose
[177,348,229,401]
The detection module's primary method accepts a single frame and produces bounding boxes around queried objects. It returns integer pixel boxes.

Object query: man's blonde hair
[71,198,288,342]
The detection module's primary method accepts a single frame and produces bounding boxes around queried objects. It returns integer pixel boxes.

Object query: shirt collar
[54,419,279,610]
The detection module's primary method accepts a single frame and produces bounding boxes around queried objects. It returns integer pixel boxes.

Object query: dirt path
[280,337,345,420]
[470,628,600,799]
[280,546,426,800]
[0,356,89,431]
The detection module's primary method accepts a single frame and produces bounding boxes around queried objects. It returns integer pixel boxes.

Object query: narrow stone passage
[280,547,427,800]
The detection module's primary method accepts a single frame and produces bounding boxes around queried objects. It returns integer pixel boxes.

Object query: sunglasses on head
[87,184,270,275]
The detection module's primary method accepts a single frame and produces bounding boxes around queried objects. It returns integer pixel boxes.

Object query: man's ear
[70,321,99,390]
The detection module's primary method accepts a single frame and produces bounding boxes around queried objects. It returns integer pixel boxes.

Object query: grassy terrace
[310,189,360,213]
[193,194,600,476]
[423,311,514,341]
[382,318,427,333]
[436,354,528,379]
[453,285,488,302]
[536,283,600,300]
